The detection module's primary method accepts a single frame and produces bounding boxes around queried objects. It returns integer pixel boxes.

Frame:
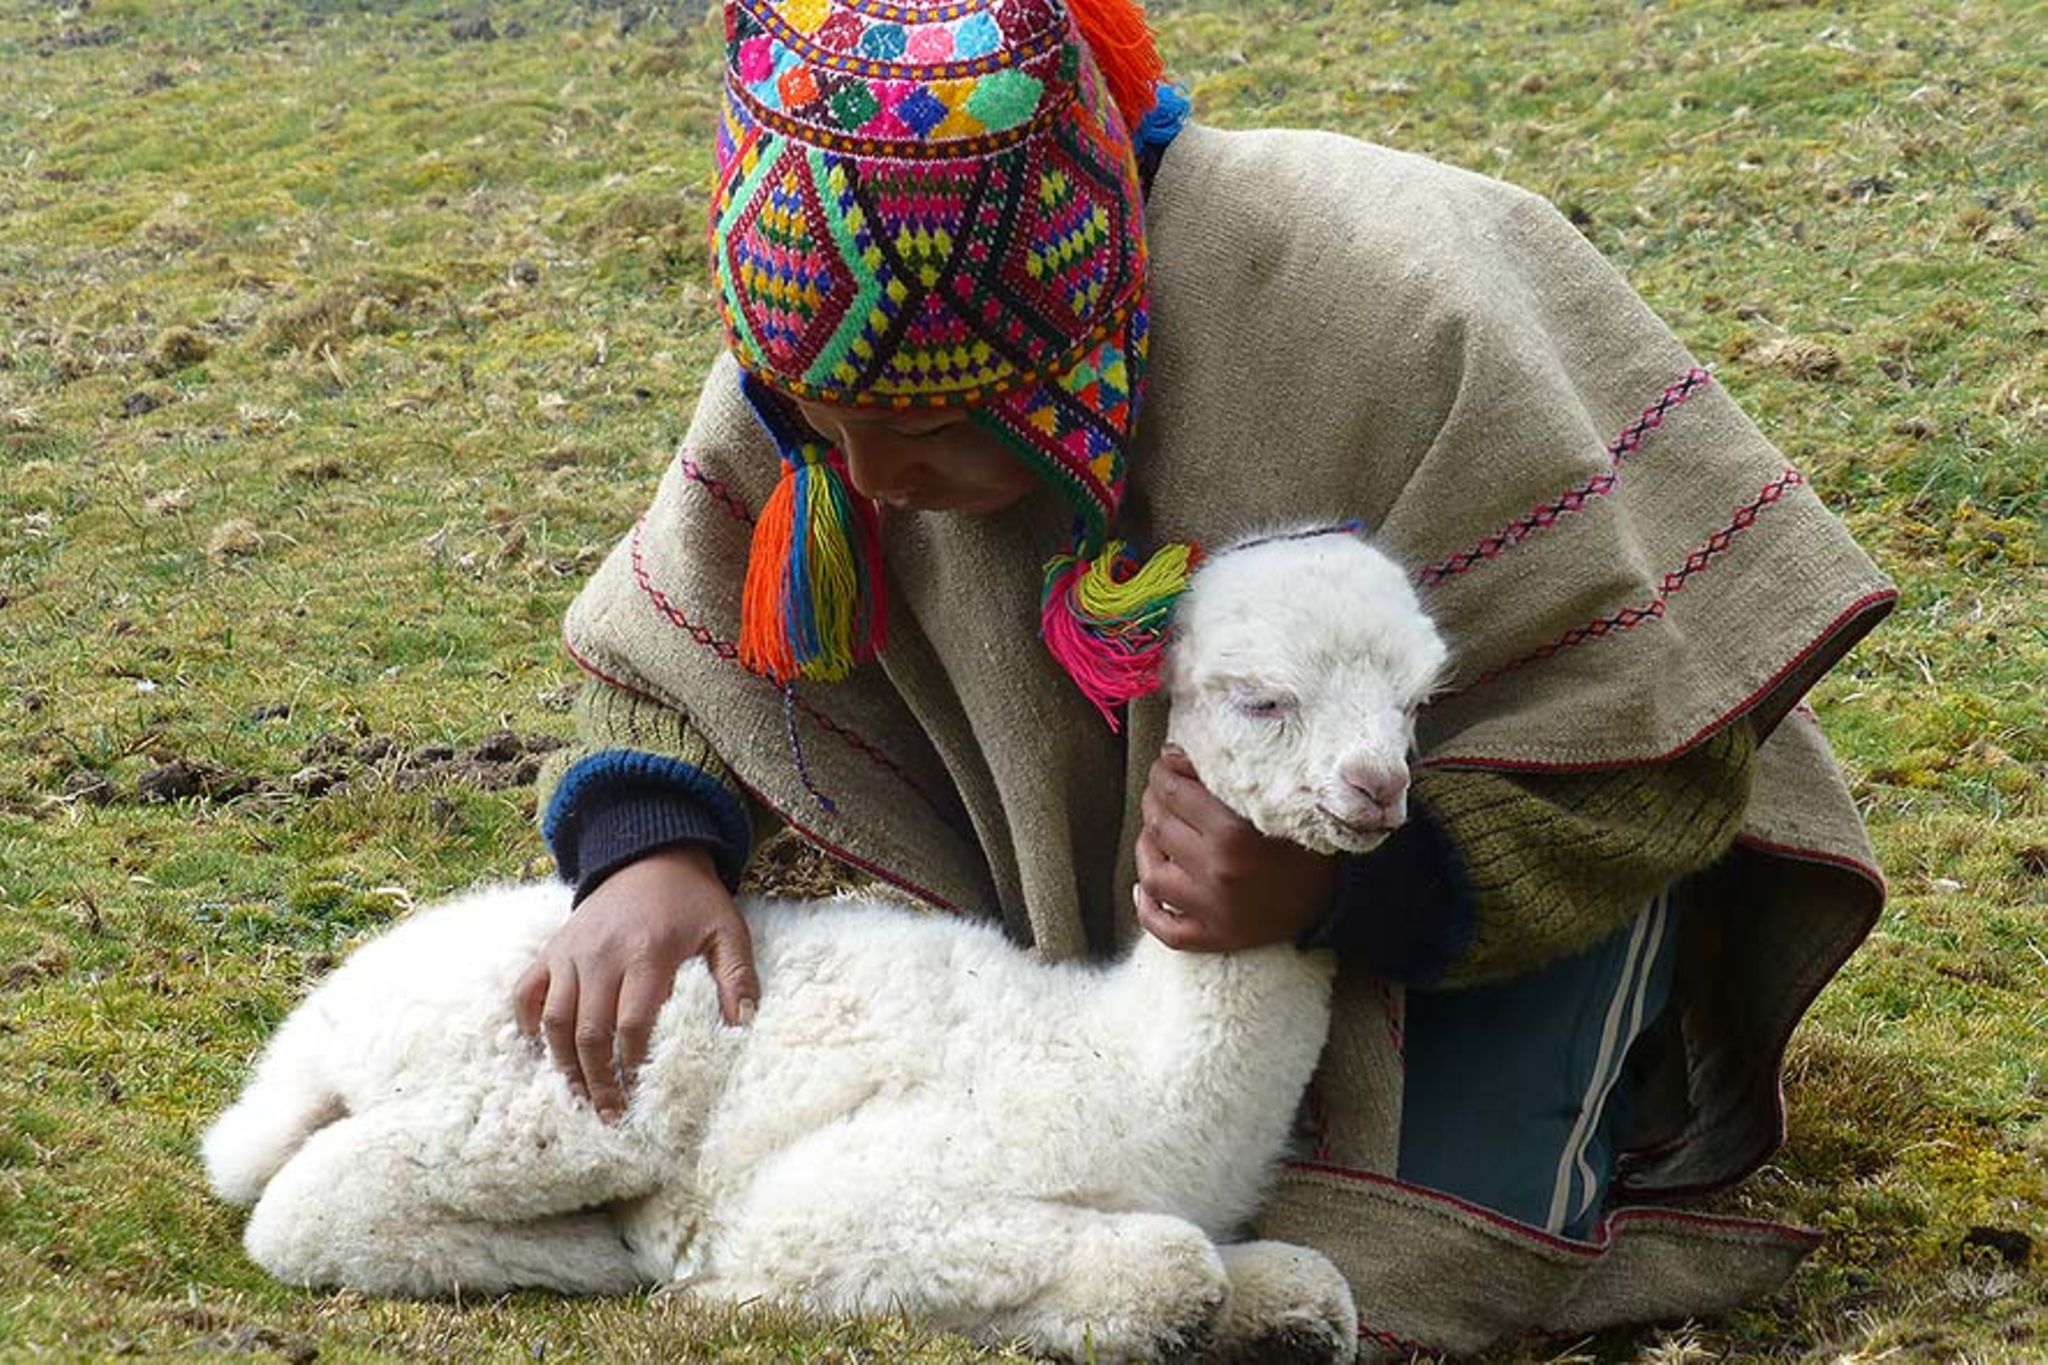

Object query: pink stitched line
[679,454,755,526]
[1358,1322,1439,1357]
[1287,1158,1820,1251]
[1416,368,1713,589]
[631,515,744,663]
[1471,467,1805,689]
[627,516,950,817]
[563,634,971,913]
[1380,979,1405,1067]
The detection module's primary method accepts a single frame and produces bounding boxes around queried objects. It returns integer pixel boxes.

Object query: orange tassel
[739,464,801,684]
[1066,0,1164,133]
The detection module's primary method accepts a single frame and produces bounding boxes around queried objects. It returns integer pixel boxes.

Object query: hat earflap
[737,375,888,685]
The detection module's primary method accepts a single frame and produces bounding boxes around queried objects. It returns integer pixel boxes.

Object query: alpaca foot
[1002,1211,1230,1364]
[1201,1240,1357,1365]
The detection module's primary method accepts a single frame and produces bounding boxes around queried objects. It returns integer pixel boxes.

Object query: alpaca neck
[1106,934,1336,1123]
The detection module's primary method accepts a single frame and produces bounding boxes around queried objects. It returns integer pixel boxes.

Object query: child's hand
[512,845,756,1123]
[1133,747,1338,952]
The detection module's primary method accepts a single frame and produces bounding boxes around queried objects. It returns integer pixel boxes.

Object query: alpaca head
[1163,530,1449,857]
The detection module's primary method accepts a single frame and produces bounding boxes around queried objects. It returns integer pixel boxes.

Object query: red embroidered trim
[1283,1160,1822,1253]
[561,637,967,912]
[1379,978,1405,1067]
[1421,588,1896,773]
[625,516,950,817]
[630,514,744,662]
[1734,831,1886,901]
[1471,467,1805,689]
[679,453,755,526]
[1417,368,1713,588]
[1358,1322,1439,1357]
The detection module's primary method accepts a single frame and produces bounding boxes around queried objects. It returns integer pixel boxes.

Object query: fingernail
[737,998,757,1028]
[600,1105,621,1124]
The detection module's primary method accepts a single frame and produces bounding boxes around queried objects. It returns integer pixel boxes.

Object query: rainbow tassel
[1066,0,1166,134]
[738,381,887,685]
[1040,537,1200,730]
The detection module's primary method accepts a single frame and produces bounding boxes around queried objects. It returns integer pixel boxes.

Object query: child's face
[793,398,1038,516]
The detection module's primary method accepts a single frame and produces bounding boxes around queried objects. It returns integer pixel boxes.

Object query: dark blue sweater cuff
[1297,798,1475,987]
[542,752,752,903]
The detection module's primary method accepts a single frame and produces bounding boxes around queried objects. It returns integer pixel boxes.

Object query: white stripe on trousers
[1543,890,1669,1234]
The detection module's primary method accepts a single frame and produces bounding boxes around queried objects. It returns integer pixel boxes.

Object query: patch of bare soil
[121,729,566,808]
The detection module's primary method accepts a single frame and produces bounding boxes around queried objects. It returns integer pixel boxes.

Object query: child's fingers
[575,966,627,1122]
[615,966,670,1090]
[1134,881,1206,950]
[1150,751,1237,838]
[1140,782,1205,856]
[707,916,760,1028]
[1135,826,1209,931]
[540,963,587,1101]
[512,961,549,1037]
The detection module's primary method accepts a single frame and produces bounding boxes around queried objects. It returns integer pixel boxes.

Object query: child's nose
[840,438,922,503]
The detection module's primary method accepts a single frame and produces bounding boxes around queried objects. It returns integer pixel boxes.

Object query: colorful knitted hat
[710,0,1193,728]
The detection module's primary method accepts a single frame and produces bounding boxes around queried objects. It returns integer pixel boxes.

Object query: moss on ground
[1,0,2043,1359]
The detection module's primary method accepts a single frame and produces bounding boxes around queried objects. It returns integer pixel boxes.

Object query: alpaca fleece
[204,531,1444,1364]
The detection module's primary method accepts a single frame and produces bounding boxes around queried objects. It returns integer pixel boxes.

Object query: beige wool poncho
[544,124,1896,1354]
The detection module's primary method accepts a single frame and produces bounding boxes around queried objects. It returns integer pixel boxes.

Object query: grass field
[1,0,2043,1359]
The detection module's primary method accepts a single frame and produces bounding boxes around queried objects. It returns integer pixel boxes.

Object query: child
[518,0,1895,1350]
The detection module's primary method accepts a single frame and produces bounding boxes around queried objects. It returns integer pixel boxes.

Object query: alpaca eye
[1234,695,1292,720]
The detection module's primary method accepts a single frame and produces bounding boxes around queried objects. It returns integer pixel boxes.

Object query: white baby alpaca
[203,530,1447,1364]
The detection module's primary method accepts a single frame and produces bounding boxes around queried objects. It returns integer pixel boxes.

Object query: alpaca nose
[1330,758,1410,831]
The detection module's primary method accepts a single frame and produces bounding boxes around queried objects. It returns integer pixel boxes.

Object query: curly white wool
[201,528,1446,1365]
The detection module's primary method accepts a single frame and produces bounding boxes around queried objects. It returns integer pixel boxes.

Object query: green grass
[1,0,2043,1359]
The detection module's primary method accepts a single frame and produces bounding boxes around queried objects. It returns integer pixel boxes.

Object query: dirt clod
[121,390,163,418]
[2,950,69,991]
[33,24,122,57]
[138,758,257,803]
[472,728,524,762]
[1750,336,1844,380]
[285,455,350,482]
[192,1325,317,1363]
[1962,1226,2032,1268]
[449,15,497,42]
[288,765,347,797]
[60,769,114,805]
[301,732,354,763]
[207,519,264,559]
[147,326,213,374]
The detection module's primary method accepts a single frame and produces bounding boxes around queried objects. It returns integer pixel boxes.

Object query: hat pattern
[713,0,1184,727]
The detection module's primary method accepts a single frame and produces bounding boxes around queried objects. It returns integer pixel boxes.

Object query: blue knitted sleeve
[541,750,755,902]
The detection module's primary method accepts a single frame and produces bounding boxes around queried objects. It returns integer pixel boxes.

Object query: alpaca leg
[242,1107,642,1297]
[1202,1241,1358,1365]
[701,1154,1229,1362]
